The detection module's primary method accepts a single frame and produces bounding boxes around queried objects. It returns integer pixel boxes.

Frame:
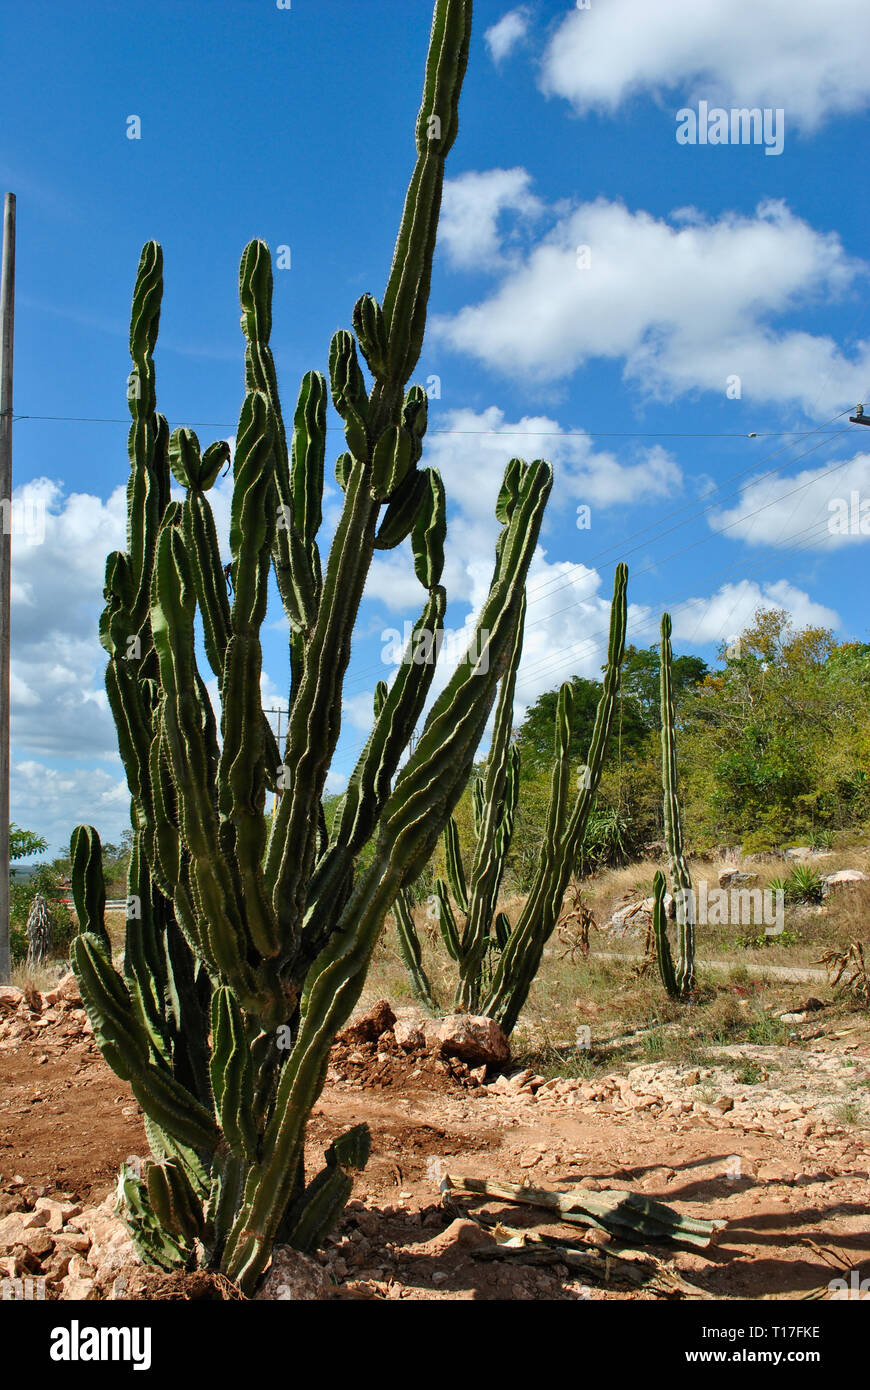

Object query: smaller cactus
[652,613,695,999]
[25,894,53,969]
[394,563,629,1033]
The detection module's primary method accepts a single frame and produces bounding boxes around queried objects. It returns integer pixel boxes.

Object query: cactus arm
[379,460,552,886]
[239,241,321,638]
[443,817,468,914]
[160,900,213,1107]
[177,481,231,682]
[300,581,448,965]
[375,464,431,550]
[482,564,628,1033]
[321,581,447,861]
[117,1163,192,1271]
[122,831,172,1067]
[104,659,155,834]
[457,592,526,1010]
[71,930,218,1152]
[125,241,164,639]
[146,1158,204,1245]
[265,455,379,948]
[216,391,280,960]
[209,988,259,1162]
[493,910,512,950]
[70,825,108,946]
[150,520,275,1017]
[175,435,281,790]
[497,743,520,866]
[651,869,679,998]
[433,878,461,961]
[393,889,439,1013]
[282,1125,371,1255]
[381,0,472,384]
[330,329,370,464]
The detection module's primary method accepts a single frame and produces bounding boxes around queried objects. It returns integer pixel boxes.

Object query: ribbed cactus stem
[397,564,629,1035]
[654,613,695,999]
[481,564,628,1035]
[66,0,565,1297]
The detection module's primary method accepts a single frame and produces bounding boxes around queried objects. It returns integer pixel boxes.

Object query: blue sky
[3,0,870,855]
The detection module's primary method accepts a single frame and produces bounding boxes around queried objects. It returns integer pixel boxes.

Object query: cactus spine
[652,612,695,999]
[69,0,559,1295]
[395,564,628,1032]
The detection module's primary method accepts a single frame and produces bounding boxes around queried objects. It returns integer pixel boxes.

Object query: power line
[334,509,846,777]
[323,415,861,696]
[524,409,857,608]
[342,435,859,699]
[516,508,846,690]
[9,410,861,441]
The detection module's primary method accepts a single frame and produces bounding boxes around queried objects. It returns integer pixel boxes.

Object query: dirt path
[590,951,830,983]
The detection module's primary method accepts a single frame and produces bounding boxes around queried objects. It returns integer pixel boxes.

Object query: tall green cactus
[395,564,628,1031]
[651,612,695,999]
[70,0,556,1295]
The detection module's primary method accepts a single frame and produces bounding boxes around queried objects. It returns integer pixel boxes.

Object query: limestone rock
[338,999,396,1045]
[0,986,23,1013]
[43,972,82,1008]
[436,1014,509,1067]
[255,1245,332,1300]
[821,869,867,898]
[394,1018,425,1051]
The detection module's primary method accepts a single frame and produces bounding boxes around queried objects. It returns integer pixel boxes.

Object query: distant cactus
[68,0,557,1295]
[652,613,695,999]
[395,565,628,1033]
[25,894,53,969]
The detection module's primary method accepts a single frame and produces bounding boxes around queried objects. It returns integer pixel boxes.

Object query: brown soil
[2,1001,869,1301]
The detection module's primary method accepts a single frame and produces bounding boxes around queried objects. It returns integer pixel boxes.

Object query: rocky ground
[1,979,868,1300]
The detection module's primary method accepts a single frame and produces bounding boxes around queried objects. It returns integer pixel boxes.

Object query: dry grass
[8,959,67,992]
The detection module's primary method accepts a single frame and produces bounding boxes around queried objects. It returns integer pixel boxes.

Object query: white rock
[393,1019,425,1051]
[255,1246,332,1300]
[436,1014,510,1067]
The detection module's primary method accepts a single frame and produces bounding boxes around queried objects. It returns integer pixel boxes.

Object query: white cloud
[11,759,129,858]
[435,192,869,411]
[364,541,427,611]
[439,168,543,272]
[485,7,531,66]
[10,478,126,764]
[513,555,634,708]
[427,404,681,517]
[709,451,870,549]
[541,0,870,131]
[670,579,840,646]
[363,406,681,620]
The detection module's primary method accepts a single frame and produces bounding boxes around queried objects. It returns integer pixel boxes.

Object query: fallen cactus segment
[440,1174,725,1249]
[68,0,556,1296]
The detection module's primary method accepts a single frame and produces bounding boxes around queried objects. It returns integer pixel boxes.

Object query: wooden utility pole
[0,193,15,983]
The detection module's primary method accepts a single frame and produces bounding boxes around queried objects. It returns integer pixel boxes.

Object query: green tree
[620,644,710,730]
[679,610,870,846]
[10,824,48,860]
